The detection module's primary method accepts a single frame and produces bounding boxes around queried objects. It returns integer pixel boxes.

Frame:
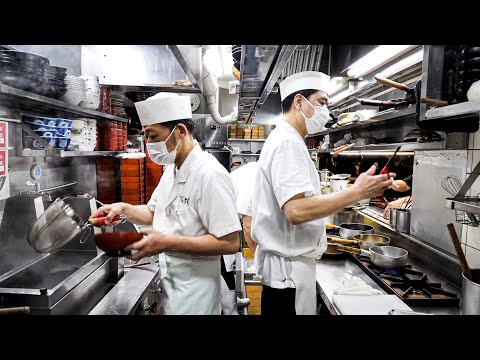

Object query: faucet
[22,180,78,202]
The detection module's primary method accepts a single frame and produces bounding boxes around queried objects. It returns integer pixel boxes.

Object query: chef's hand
[383,197,410,219]
[353,165,396,199]
[89,202,126,226]
[125,228,173,261]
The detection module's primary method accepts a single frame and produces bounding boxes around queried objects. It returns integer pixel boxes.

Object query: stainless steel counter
[316,254,461,315]
[89,258,161,315]
[316,256,386,315]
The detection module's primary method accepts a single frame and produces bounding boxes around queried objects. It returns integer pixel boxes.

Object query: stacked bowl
[46,66,68,99]
[111,93,127,117]
[70,118,97,151]
[79,75,100,109]
[23,116,72,149]
[0,50,50,95]
[60,75,86,105]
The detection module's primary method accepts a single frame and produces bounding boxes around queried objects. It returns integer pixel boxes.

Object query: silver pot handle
[79,226,92,244]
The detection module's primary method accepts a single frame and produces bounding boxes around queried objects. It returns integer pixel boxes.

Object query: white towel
[333,272,383,296]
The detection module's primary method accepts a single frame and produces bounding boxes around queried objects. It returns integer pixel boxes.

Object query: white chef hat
[279,71,331,101]
[134,92,192,126]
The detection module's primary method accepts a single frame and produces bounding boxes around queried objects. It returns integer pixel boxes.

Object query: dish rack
[445,161,480,227]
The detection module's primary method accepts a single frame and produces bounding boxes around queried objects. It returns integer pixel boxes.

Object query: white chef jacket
[251,121,327,290]
[223,162,258,271]
[147,143,242,315]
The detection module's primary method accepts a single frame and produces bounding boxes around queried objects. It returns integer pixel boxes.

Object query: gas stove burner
[352,254,460,306]
[383,268,398,275]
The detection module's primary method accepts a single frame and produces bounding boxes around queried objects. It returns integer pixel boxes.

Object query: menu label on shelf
[0,150,7,176]
[0,121,7,148]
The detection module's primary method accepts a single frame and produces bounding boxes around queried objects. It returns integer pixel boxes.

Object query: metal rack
[307,107,417,138]
[0,81,128,123]
[0,81,135,157]
[228,138,266,142]
[20,149,128,158]
[445,159,480,227]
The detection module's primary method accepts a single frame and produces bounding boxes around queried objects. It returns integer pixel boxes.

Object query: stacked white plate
[60,75,86,106]
[79,75,100,109]
[111,93,127,117]
[69,118,97,151]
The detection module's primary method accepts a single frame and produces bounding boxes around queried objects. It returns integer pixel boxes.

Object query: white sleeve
[237,186,253,216]
[235,185,251,216]
[270,140,314,209]
[198,169,242,238]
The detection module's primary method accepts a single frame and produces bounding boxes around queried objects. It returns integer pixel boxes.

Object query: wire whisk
[441,175,462,197]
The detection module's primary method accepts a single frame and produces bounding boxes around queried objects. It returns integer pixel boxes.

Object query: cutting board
[332,295,412,315]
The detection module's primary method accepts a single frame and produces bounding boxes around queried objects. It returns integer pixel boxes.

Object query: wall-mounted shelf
[311,141,445,154]
[232,153,260,157]
[20,149,129,158]
[446,197,480,216]
[307,107,417,138]
[352,141,444,151]
[228,138,266,142]
[425,101,480,120]
[0,82,128,123]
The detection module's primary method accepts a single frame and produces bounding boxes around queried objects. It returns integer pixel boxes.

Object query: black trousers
[261,285,296,315]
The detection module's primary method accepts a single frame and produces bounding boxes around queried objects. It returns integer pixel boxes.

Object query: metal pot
[318,169,333,183]
[329,234,390,250]
[27,197,124,253]
[337,245,408,268]
[337,223,374,239]
[461,269,480,315]
[324,208,358,225]
[391,208,411,233]
[353,234,390,250]
[323,241,346,257]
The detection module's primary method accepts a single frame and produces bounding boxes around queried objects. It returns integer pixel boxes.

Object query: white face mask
[146,126,181,165]
[300,96,330,134]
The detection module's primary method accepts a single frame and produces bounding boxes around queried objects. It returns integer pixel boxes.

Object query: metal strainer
[27,197,125,253]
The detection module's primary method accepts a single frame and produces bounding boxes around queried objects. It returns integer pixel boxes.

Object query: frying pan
[323,241,346,257]
[336,245,408,268]
[327,223,374,239]
[329,234,390,250]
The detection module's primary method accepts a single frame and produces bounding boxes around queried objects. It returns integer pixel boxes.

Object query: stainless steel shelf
[316,141,444,154]
[232,153,260,157]
[21,149,127,157]
[228,138,266,142]
[0,82,128,123]
[446,197,480,216]
[425,101,480,120]
[355,141,444,151]
[307,107,417,138]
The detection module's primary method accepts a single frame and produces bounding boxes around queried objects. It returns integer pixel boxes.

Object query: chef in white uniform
[92,92,242,315]
[251,71,396,315]
[219,161,259,314]
[223,161,259,276]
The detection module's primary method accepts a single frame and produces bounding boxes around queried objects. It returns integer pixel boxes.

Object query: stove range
[350,254,460,306]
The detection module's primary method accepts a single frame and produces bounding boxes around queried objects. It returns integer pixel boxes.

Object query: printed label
[0,122,6,148]
[0,150,6,176]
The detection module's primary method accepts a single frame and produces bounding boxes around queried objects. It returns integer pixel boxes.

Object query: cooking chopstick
[123,260,159,268]
[400,196,408,209]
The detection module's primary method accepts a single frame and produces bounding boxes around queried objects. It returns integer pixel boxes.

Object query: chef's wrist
[165,234,181,252]
[347,186,364,202]
[120,202,134,219]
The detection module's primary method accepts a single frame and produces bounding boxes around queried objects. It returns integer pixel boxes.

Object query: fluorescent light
[329,77,347,94]
[375,48,423,79]
[330,88,351,104]
[346,45,418,78]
